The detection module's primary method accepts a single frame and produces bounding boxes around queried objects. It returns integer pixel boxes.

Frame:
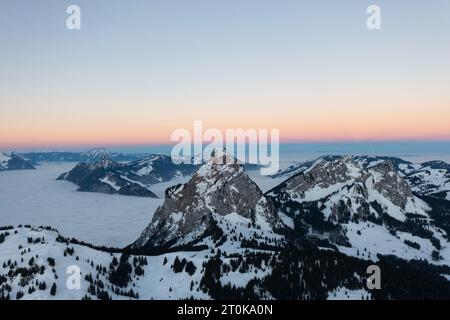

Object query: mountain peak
[132,149,280,250]
[210,147,236,163]
[90,154,116,169]
[269,156,426,224]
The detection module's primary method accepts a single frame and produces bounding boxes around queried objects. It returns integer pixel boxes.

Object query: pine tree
[109,254,132,287]
[135,265,144,276]
[39,281,47,290]
[47,257,55,267]
[50,283,57,296]
[185,261,197,276]
[16,291,24,300]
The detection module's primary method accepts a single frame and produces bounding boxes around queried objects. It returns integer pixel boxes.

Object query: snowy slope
[2,225,450,300]
[406,161,450,200]
[0,226,210,300]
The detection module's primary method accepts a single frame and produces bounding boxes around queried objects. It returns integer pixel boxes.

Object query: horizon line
[1,139,450,153]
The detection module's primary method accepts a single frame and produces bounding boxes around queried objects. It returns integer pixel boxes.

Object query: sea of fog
[0,163,164,248]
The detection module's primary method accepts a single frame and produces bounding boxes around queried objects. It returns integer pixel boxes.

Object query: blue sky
[1,0,450,150]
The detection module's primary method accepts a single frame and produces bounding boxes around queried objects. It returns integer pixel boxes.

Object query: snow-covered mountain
[0,152,35,171]
[267,156,450,264]
[270,156,341,180]
[269,157,427,223]
[132,149,282,251]
[3,151,450,300]
[125,154,197,185]
[57,154,196,197]
[57,155,157,197]
[353,157,450,202]
[272,155,415,180]
[272,155,450,202]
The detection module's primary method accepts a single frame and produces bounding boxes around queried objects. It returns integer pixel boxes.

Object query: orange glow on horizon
[2,95,450,150]
[2,124,450,150]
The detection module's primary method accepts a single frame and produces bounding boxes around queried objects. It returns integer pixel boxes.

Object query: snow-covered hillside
[406,161,450,200]
[0,226,210,300]
[2,223,450,300]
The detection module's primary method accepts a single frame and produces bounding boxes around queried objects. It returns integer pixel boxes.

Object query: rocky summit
[269,156,426,223]
[132,149,281,250]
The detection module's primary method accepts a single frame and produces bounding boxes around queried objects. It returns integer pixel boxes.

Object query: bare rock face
[369,161,413,210]
[280,157,367,199]
[132,149,280,249]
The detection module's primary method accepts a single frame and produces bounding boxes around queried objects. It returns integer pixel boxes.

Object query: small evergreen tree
[50,283,57,296]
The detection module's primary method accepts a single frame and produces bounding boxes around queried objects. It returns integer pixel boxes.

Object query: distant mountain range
[19,148,146,164]
[0,152,35,171]
[1,148,263,199]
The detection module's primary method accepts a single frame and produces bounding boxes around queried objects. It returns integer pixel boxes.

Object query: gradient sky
[1,0,450,150]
